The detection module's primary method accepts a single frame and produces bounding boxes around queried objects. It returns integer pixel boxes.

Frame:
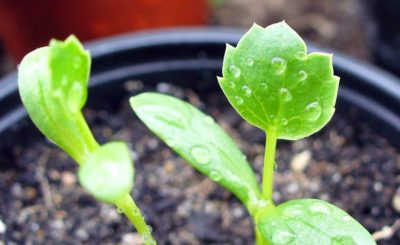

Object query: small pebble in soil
[0,218,6,234]
[392,192,400,213]
[121,232,143,245]
[290,150,311,172]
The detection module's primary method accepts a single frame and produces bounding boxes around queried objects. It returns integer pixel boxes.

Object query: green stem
[262,130,277,200]
[115,194,156,245]
[255,226,271,245]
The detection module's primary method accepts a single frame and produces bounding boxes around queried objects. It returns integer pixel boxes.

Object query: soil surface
[1,81,400,245]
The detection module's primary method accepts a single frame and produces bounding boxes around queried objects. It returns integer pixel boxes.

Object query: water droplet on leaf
[271,57,286,74]
[246,57,254,66]
[283,204,304,217]
[260,82,268,90]
[342,215,352,222]
[281,118,288,125]
[305,101,322,121]
[67,82,84,113]
[297,70,307,81]
[190,146,211,164]
[241,85,252,97]
[210,171,222,181]
[234,96,244,105]
[272,230,295,244]
[309,202,331,215]
[117,207,124,213]
[280,88,292,101]
[331,236,356,245]
[229,65,241,78]
[228,81,236,88]
[296,51,307,60]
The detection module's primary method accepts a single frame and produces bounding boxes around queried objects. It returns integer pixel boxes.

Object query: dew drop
[246,57,255,66]
[142,234,149,241]
[281,118,288,125]
[203,116,214,126]
[210,171,222,181]
[305,101,322,121]
[147,225,153,233]
[52,89,63,99]
[272,230,295,244]
[296,51,307,60]
[241,85,252,97]
[309,202,331,215]
[342,215,352,222]
[67,82,84,113]
[117,207,124,213]
[283,204,304,217]
[271,57,286,74]
[229,65,241,78]
[133,209,140,216]
[330,236,356,245]
[234,96,244,105]
[297,70,308,81]
[228,81,236,88]
[190,146,211,164]
[279,88,292,102]
[259,82,268,90]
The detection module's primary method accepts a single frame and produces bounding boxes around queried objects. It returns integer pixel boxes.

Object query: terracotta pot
[0,0,208,62]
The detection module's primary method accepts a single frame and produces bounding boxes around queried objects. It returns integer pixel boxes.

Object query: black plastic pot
[364,0,400,76]
[1,27,399,151]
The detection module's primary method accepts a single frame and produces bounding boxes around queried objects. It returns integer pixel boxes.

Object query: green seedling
[18,36,155,244]
[131,22,376,244]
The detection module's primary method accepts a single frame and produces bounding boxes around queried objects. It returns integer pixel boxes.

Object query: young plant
[18,36,156,244]
[131,22,376,244]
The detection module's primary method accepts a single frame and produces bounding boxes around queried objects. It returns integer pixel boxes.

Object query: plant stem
[262,130,277,200]
[255,226,271,245]
[115,193,156,245]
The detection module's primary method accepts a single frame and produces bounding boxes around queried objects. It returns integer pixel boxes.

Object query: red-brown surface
[0,0,208,61]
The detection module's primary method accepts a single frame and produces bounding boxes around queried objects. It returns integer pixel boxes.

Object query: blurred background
[0,0,399,77]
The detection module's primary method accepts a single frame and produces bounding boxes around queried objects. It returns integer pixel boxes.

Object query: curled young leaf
[218,22,339,140]
[78,142,134,203]
[130,92,262,209]
[18,36,98,163]
[257,199,376,245]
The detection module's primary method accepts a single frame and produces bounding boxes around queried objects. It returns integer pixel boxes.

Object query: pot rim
[1,27,399,145]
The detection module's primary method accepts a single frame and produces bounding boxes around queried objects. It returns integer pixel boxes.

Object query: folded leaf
[257,199,376,245]
[218,22,339,140]
[18,36,97,163]
[78,142,134,203]
[131,92,262,208]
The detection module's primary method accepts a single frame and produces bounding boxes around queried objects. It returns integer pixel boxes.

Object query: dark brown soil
[1,81,399,245]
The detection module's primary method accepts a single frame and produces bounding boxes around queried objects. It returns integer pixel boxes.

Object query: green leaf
[78,142,134,203]
[130,92,263,209]
[18,35,98,163]
[257,199,376,245]
[218,22,339,140]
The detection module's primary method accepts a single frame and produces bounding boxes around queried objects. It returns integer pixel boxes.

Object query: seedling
[131,22,376,244]
[18,36,155,244]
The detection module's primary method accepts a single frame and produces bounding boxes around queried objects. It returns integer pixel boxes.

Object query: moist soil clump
[1,82,399,244]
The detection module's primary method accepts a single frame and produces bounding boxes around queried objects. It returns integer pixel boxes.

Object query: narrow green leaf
[257,199,375,245]
[18,35,98,163]
[78,142,134,203]
[219,22,339,140]
[130,92,262,208]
